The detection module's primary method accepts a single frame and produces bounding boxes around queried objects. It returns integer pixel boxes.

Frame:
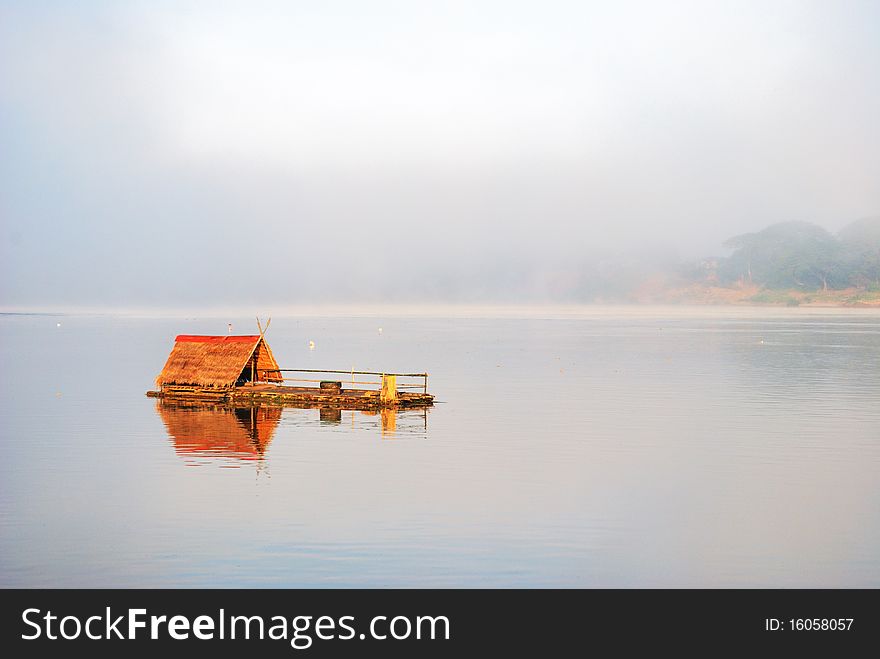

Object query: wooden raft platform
[148,333,434,411]
[147,383,434,410]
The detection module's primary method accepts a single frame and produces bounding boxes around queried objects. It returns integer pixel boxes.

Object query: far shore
[628,284,880,308]
[3,290,880,317]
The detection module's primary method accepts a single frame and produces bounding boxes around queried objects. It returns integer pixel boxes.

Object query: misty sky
[1,0,879,308]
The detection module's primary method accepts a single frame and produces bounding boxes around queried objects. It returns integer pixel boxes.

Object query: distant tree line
[708,218,880,291]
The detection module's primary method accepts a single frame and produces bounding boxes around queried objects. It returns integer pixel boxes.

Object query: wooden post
[424,372,428,395]
[380,374,397,404]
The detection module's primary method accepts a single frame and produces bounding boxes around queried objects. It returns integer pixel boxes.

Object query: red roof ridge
[174,335,261,343]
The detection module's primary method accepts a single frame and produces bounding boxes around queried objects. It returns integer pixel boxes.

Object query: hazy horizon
[2,1,879,308]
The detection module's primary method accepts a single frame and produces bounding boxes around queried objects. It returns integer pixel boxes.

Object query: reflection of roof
[156,401,282,461]
[156,335,282,388]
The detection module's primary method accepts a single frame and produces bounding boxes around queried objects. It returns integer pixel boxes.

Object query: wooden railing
[263,368,428,394]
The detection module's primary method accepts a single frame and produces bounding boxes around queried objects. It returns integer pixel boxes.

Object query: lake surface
[1,307,879,587]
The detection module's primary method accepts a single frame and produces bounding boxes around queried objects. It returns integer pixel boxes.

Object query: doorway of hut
[235,356,257,386]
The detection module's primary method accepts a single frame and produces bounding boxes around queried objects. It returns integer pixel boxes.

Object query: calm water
[1,307,878,587]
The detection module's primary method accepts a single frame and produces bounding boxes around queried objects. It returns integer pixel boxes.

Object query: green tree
[718,221,847,290]
[838,217,880,288]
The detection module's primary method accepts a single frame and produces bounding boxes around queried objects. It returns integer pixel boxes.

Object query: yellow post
[380,374,397,404]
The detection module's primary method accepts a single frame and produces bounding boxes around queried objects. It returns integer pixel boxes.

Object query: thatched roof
[156,335,282,388]
[157,401,281,461]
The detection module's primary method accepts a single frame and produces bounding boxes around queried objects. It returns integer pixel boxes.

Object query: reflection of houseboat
[157,400,281,461]
[146,334,433,410]
[156,399,428,464]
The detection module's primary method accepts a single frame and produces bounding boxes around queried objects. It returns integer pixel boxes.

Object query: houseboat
[146,334,434,410]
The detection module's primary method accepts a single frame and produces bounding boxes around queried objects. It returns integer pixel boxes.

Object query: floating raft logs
[146,335,434,410]
[146,383,434,409]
